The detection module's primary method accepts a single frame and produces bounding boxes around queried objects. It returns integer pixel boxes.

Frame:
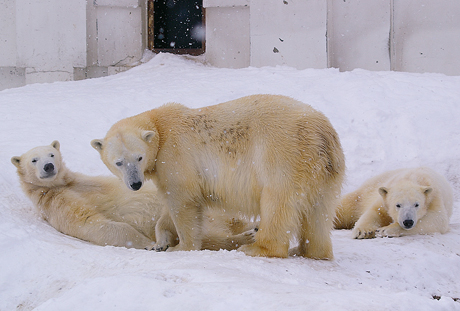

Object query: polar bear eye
[50,153,54,158]
[116,161,123,167]
[138,156,143,162]
[396,204,401,208]
[31,158,38,163]
[414,203,419,208]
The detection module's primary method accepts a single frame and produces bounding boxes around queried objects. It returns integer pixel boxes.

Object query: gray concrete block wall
[205,0,460,76]
[2,0,460,91]
[0,0,144,91]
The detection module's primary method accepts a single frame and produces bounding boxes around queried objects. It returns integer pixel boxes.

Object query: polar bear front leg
[153,210,178,251]
[163,201,204,252]
[238,188,292,258]
[352,202,390,239]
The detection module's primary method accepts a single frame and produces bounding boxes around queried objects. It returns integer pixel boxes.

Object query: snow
[1,52,460,310]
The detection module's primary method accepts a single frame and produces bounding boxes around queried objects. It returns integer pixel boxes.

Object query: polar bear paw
[153,243,170,252]
[352,227,377,239]
[239,228,258,241]
[153,229,175,251]
[376,224,403,238]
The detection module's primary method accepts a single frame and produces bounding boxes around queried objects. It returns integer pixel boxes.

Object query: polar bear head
[378,182,432,230]
[91,127,159,191]
[11,141,64,187]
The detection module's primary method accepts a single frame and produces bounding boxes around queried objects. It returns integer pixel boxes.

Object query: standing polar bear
[12,141,256,250]
[335,167,453,239]
[92,94,345,259]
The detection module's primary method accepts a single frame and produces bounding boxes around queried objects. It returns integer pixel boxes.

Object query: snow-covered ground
[1,53,459,310]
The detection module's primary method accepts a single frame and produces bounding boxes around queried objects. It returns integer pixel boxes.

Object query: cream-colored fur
[335,167,453,239]
[12,141,256,250]
[92,94,345,259]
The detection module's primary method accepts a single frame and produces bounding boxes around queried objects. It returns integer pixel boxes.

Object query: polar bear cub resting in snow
[12,141,256,250]
[335,167,453,239]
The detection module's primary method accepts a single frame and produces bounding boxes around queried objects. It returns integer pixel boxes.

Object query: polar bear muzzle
[124,164,144,191]
[41,162,56,178]
[402,219,414,229]
[130,181,142,191]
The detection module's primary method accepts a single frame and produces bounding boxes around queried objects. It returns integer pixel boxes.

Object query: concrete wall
[0,0,145,91]
[0,0,87,89]
[205,0,460,76]
[203,0,250,69]
[84,0,144,77]
[391,0,460,75]
[2,0,460,91]
[250,0,327,69]
[327,0,391,71]
[0,0,17,68]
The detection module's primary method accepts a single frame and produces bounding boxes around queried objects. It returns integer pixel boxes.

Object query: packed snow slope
[1,53,459,311]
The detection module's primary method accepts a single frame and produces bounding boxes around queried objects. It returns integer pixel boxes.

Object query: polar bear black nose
[44,163,54,173]
[130,182,142,191]
[403,219,414,229]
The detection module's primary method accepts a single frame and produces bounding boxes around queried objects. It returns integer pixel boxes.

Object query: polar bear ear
[51,140,60,151]
[378,187,389,198]
[422,187,433,195]
[91,139,104,152]
[142,131,156,143]
[11,156,21,168]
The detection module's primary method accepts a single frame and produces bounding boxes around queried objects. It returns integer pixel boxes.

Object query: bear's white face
[379,183,432,230]
[11,141,62,187]
[92,130,157,191]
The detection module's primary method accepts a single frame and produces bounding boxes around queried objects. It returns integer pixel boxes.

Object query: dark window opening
[148,0,205,55]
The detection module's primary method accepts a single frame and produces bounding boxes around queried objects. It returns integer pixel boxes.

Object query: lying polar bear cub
[335,167,453,239]
[12,141,256,250]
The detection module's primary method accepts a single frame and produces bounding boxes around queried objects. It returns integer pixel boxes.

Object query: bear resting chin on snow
[92,94,345,259]
[334,167,453,239]
[12,141,256,250]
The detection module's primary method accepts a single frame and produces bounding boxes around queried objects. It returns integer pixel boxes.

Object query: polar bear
[335,167,453,239]
[92,94,345,259]
[12,141,256,250]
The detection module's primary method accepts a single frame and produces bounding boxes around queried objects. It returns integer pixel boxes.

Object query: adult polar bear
[12,141,256,250]
[92,94,345,259]
[335,167,453,239]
